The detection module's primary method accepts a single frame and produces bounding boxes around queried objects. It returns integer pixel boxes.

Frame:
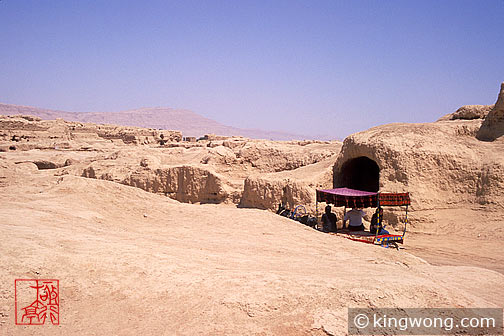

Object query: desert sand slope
[1,168,503,335]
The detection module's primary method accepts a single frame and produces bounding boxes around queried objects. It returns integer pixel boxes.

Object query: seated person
[370,207,390,235]
[343,208,366,231]
[321,205,337,232]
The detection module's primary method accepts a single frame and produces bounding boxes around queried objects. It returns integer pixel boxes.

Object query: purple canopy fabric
[316,188,410,208]
[318,188,377,197]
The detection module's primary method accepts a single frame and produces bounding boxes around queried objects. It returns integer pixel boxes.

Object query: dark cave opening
[334,156,380,192]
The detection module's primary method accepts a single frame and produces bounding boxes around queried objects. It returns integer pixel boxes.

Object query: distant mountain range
[0,103,309,140]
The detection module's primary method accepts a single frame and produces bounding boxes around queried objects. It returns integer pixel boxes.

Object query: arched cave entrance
[334,156,380,192]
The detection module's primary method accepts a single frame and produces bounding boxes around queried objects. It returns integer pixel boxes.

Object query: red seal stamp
[15,279,59,325]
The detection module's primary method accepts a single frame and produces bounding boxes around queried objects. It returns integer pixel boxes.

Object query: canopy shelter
[316,187,410,208]
[315,187,411,248]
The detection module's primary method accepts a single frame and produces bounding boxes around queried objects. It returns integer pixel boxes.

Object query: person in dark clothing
[321,205,337,232]
[370,207,389,235]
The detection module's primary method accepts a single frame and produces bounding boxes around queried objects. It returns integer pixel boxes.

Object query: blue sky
[1,0,503,138]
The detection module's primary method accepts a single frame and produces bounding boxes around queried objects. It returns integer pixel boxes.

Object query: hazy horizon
[1,0,503,138]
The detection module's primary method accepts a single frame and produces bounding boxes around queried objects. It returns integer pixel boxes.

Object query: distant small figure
[321,205,337,232]
[343,208,366,231]
[370,207,389,235]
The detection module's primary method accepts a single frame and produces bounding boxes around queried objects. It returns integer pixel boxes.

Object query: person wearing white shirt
[343,208,366,231]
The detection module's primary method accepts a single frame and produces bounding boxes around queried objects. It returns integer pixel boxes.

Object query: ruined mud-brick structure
[332,82,504,228]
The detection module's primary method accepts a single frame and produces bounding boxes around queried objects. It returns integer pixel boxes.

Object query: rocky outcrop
[82,163,233,204]
[0,114,182,150]
[74,139,342,207]
[234,140,337,172]
[331,83,504,229]
[332,119,504,229]
[126,166,231,204]
[0,113,341,212]
[77,147,245,204]
[438,105,493,121]
[239,152,341,213]
[240,177,314,211]
[477,82,504,141]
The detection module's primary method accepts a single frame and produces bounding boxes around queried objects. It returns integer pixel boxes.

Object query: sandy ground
[1,168,503,335]
[405,232,504,275]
